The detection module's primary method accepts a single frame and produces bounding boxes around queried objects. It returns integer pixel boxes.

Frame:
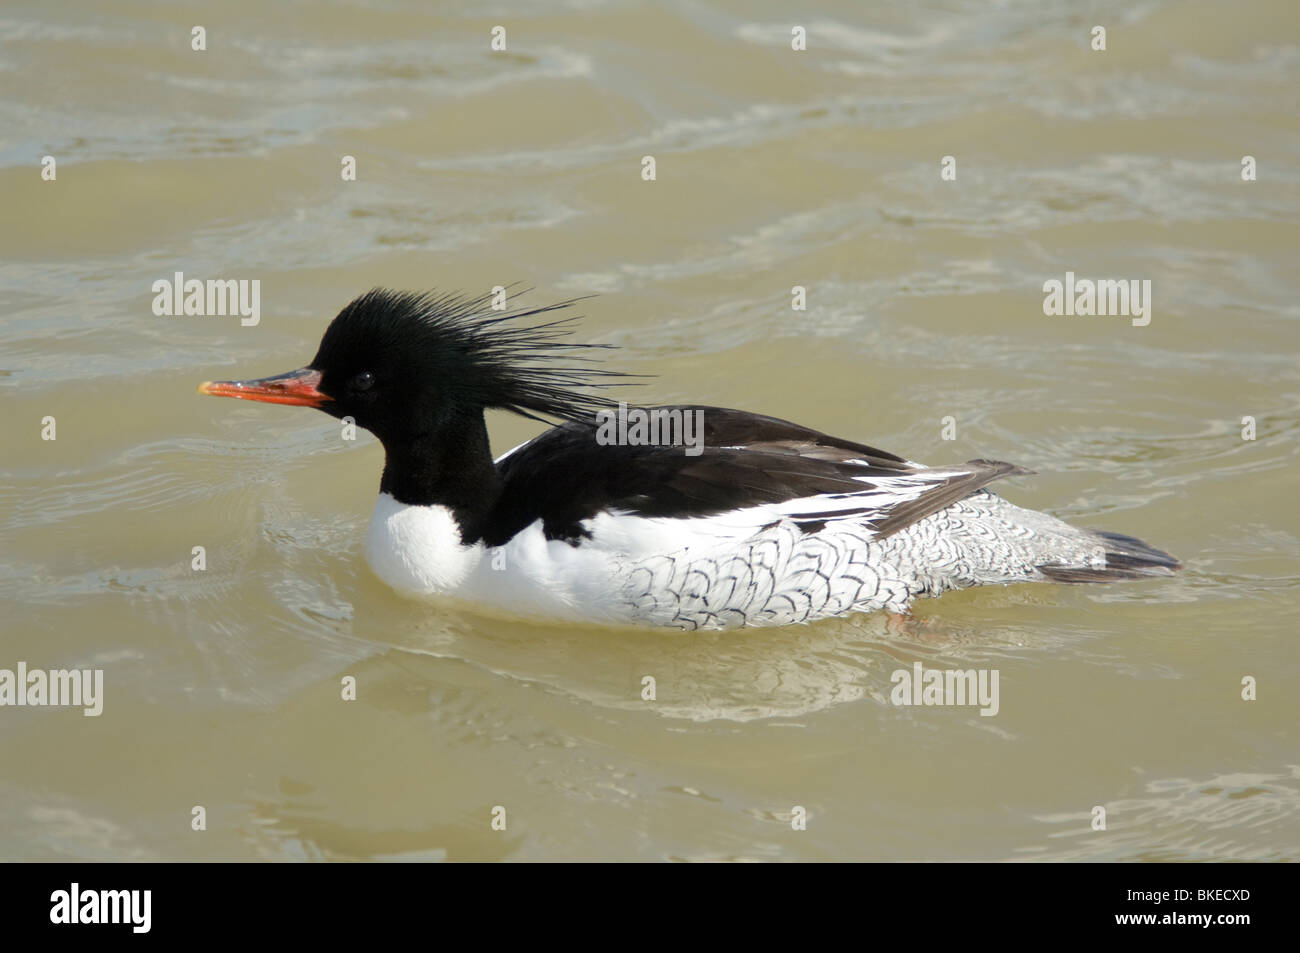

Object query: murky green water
[2,0,1298,861]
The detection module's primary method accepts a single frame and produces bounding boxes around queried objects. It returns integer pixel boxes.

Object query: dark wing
[483,406,1031,545]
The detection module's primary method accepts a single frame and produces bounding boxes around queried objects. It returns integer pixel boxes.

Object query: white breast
[365,493,483,594]
[364,492,640,625]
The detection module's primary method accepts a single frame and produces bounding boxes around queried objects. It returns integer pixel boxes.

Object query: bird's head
[198,287,633,448]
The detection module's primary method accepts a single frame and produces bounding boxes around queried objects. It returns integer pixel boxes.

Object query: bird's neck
[378,410,502,543]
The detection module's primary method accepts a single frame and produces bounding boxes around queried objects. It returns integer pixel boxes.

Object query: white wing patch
[767,471,961,529]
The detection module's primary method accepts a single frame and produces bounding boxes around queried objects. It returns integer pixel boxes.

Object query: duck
[198,288,1180,630]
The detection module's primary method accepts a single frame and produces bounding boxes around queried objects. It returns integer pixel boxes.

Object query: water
[2,0,1298,861]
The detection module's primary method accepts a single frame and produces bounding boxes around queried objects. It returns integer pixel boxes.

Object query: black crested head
[308,287,639,445]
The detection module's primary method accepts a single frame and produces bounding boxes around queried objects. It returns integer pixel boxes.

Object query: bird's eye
[351,371,375,392]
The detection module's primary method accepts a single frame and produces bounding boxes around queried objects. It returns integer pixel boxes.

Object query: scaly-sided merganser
[198,289,1180,629]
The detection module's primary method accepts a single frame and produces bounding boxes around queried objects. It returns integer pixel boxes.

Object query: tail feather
[1037,530,1181,583]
